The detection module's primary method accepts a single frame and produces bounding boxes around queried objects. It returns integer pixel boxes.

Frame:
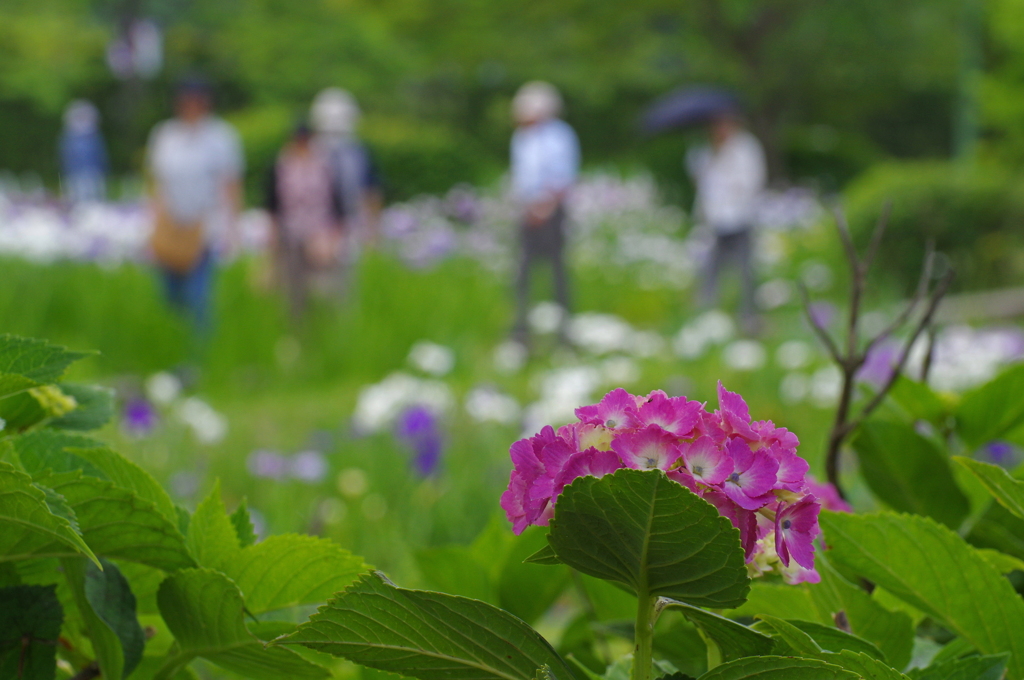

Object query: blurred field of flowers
[3,172,1022,587]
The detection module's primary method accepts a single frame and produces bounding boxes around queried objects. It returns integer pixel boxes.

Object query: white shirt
[148,116,243,241]
[510,118,580,203]
[687,129,766,234]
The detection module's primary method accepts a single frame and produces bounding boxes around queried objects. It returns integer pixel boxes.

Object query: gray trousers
[701,228,756,318]
[513,204,570,339]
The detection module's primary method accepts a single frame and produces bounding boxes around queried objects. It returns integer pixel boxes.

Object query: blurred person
[687,111,766,332]
[146,76,243,337]
[310,88,383,251]
[509,81,580,345]
[265,122,345,321]
[59,100,108,203]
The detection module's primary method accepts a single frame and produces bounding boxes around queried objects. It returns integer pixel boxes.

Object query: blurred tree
[0,0,973,197]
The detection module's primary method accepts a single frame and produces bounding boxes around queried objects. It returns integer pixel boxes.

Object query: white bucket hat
[311,87,360,135]
[512,81,562,124]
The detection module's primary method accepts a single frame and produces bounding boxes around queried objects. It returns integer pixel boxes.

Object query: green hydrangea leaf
[954,457,1024,520]
[277,571,577,680]
[545,469,749,609]
[821,511,1024,680]
[851,421,969,528]
[697,655,859,679]
[157,567,329,680]
[32,470,193,571]
[0,462,98,566]
[0,584,63,680]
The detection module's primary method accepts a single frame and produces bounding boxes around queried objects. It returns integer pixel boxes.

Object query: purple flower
[775,496,821,569]
[395,405,445,477]
[679,436,733,486]
[122,397,157,437]
[857,341,900,389]
[247,450,288,480]
[635,390,702,437]
[611,425,683,471]
[984,440,1015,466]
[575,388,641,429]
[291,450,328,483]
[722,439,779,510]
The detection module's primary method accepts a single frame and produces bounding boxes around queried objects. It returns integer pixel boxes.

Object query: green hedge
[845,161,1024,292]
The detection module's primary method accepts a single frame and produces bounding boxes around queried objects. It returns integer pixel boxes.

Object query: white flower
[673,310,735,359]
[529,302,565,335]
[176,397,227,445]
[800,261,833,292]
[756,279,793,310]
[779,372,810,404]
[351,372,452,433]
[602,356,641,384]
[464,386,521,425]
[776,340,813,370]
[723,340,767,371]
[408,340,455,377]
[145,371,181,405]
[567,312,634,355]
[493,340,528,374]
[810,366,842,408]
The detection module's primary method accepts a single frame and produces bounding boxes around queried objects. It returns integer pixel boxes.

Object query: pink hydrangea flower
[775,496,820,569]
[500,384,824,583]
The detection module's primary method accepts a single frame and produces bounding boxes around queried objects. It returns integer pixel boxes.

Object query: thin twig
[862,201,892,274]
[849,270,954,432]
[862,242,934,355]
[797,282,844,365]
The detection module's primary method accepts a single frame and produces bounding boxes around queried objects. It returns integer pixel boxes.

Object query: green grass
[0,245,853,583]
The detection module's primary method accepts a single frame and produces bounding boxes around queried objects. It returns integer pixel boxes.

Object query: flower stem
[632,590,657,680]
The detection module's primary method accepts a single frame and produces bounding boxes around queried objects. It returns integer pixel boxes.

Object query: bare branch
[830,206,861,275]
[862,201,892,274]
[798,281,844,365]
[849,269,954,431]
[863,241,935,355]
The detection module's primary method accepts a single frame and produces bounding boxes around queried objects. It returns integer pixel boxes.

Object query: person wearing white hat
[310,88,382,251]
[509,81,580,345]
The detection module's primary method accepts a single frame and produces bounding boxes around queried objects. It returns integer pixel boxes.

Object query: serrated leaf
[11,430,106,478]
[278,572,577,680]
[229,498,256,548]
[956,362,1024,448]
[786,620,885,661]
[157,567,329,679]
[0,462,99,566]
[69,446,178,525]
[697,655,859,679]
[32,471,193,571]
[186,480,240,570]
[0,584,63,680]
[660,599,772,662]
[729,553,913,669]
[954,457,1024,520]
[820,511,1024,680]
[851,421,968,528]
[62,557,144,680]
[818,650,909,680]
[977,548,1024,574]
[546,469,749,609]
[909,653,1009,680]
[223,533,369,616]
[754,615,822,655]
[0,335,90,399]
[48,383,115,431]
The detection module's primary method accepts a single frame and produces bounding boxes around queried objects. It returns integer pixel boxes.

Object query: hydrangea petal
[611,424,683,471]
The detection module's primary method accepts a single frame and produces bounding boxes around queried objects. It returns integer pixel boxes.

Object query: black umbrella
[641,87,741,134]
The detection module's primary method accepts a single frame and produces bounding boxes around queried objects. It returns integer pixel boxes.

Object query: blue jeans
[162,249,214,336]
